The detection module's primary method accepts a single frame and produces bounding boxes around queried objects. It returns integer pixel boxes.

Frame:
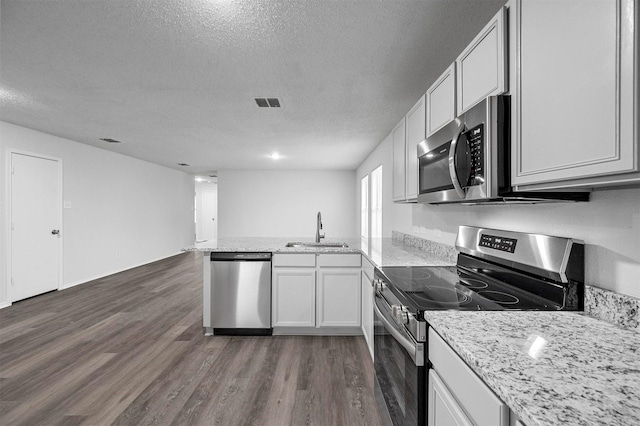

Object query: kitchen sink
[285,242,349,248]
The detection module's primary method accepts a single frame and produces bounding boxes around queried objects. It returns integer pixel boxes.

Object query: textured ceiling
[0,0,506,174]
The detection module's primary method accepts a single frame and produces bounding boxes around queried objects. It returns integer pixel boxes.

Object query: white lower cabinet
[361,256,375,360]
[428,370,473,426]
[272,253,361,331]
[317,268,361,327]
[272,267,316,327]
[428,328,508,426]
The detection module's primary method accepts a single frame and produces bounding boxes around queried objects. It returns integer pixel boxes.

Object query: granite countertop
[424,310,640,426]
[184,237,456,267]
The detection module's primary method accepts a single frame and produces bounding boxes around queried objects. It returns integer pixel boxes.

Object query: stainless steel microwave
[417,96,589,204]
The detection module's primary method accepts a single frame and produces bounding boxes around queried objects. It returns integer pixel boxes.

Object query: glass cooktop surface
[379,265,562,312]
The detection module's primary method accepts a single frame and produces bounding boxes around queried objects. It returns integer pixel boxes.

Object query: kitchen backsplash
[585,286,640,331]
[392,230,640,332]
[392,231,458,264]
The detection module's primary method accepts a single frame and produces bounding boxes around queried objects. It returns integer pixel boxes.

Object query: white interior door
[196,183,217,242]
[201,189,217,241]
[10,152,62,302]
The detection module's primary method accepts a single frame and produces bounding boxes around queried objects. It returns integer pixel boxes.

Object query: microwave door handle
[448,124,467,199]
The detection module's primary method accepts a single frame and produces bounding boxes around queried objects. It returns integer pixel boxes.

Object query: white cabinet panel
[361,256,374,360]
[426,63,456,137]
[272,268,315,327]
[456,7,506,114]
[317,269,361,327]
[272,253,316,267]
[405,95,425,201]
[429,328,508,426]
[428,370,473,426]
[511,0,638,189]
[317,253,361,268]
[392,118,407,201]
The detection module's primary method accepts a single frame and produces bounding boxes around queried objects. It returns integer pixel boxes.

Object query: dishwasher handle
[210,252,272,261]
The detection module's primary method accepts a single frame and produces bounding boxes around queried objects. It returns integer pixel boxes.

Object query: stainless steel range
[373,225,584,425]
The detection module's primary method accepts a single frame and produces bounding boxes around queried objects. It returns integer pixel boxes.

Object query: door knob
[51,229,60,235]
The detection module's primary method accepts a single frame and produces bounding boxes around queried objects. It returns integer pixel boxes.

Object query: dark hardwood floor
[0,252,385,425]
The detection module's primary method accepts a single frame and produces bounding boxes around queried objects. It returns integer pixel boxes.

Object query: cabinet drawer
[429,328,508,426]
[317,254,361,268]
[272,253,316,267]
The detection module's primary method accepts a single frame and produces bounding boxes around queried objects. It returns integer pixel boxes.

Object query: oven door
[374,292,425,426]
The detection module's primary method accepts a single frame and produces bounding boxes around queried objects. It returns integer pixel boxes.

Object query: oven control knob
[374,279,386,292]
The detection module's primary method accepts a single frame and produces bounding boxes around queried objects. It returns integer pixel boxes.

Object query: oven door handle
[448,123,467,199]
[374,295,424,366]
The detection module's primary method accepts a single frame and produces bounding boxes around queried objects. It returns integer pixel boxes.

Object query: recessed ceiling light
[100,138,122,143]
[269,152,281,160]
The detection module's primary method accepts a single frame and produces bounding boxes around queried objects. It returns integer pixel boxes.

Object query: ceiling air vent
[100,138,122,143]
[255,97,281,108]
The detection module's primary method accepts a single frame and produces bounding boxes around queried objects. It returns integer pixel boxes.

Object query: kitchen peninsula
[186,234,640,426]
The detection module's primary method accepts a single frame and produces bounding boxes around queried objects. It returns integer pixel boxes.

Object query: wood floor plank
[0,252,385,426]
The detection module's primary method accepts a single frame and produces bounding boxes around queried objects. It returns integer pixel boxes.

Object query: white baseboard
[0,301,12,310]
[272,326,363,336]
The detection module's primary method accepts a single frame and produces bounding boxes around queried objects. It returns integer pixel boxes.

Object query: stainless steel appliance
[417,95,589,204]
[373,226,584,425]
[210,252,272,335]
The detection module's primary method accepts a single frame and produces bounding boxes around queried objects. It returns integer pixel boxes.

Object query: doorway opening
[195,176,218,243]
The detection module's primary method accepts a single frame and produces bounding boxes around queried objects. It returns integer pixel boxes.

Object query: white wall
[1,122,195,306]
[356,135,640,299]
[217,170,357,239]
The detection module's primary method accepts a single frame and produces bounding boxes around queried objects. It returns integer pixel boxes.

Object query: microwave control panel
[466,124,484,186]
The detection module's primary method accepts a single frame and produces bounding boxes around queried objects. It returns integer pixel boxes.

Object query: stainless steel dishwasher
[209,252,272,335]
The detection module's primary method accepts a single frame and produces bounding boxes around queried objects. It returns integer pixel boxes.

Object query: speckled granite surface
[585,285,640,331]
[392,230,459,264]
[424,311,640,426]
[184,237,456,267]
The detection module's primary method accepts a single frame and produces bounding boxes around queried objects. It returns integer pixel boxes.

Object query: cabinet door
[429,329,508,426]
[272,268,316,327]
[405,95,425,201]
[428,370,473,426]
[361,270,374,360]
[511,0,637,188]
[392,118,407,201]
[317,269,361,327]
[456,7,506,114]
[427,63,456,137]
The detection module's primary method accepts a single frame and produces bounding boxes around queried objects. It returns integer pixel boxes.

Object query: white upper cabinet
[456,7,507,114]
[510,0,638,189]
[392,117,407,202]
[405,95,426,201]
[426,63,456,137]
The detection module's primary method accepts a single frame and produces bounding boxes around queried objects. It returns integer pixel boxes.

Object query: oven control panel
[479,234,517,253]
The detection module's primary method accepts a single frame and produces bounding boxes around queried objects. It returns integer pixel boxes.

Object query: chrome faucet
[315,211,325,243]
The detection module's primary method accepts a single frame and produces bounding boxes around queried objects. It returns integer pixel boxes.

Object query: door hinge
[11,167,15,175]
[11,222,15,231]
